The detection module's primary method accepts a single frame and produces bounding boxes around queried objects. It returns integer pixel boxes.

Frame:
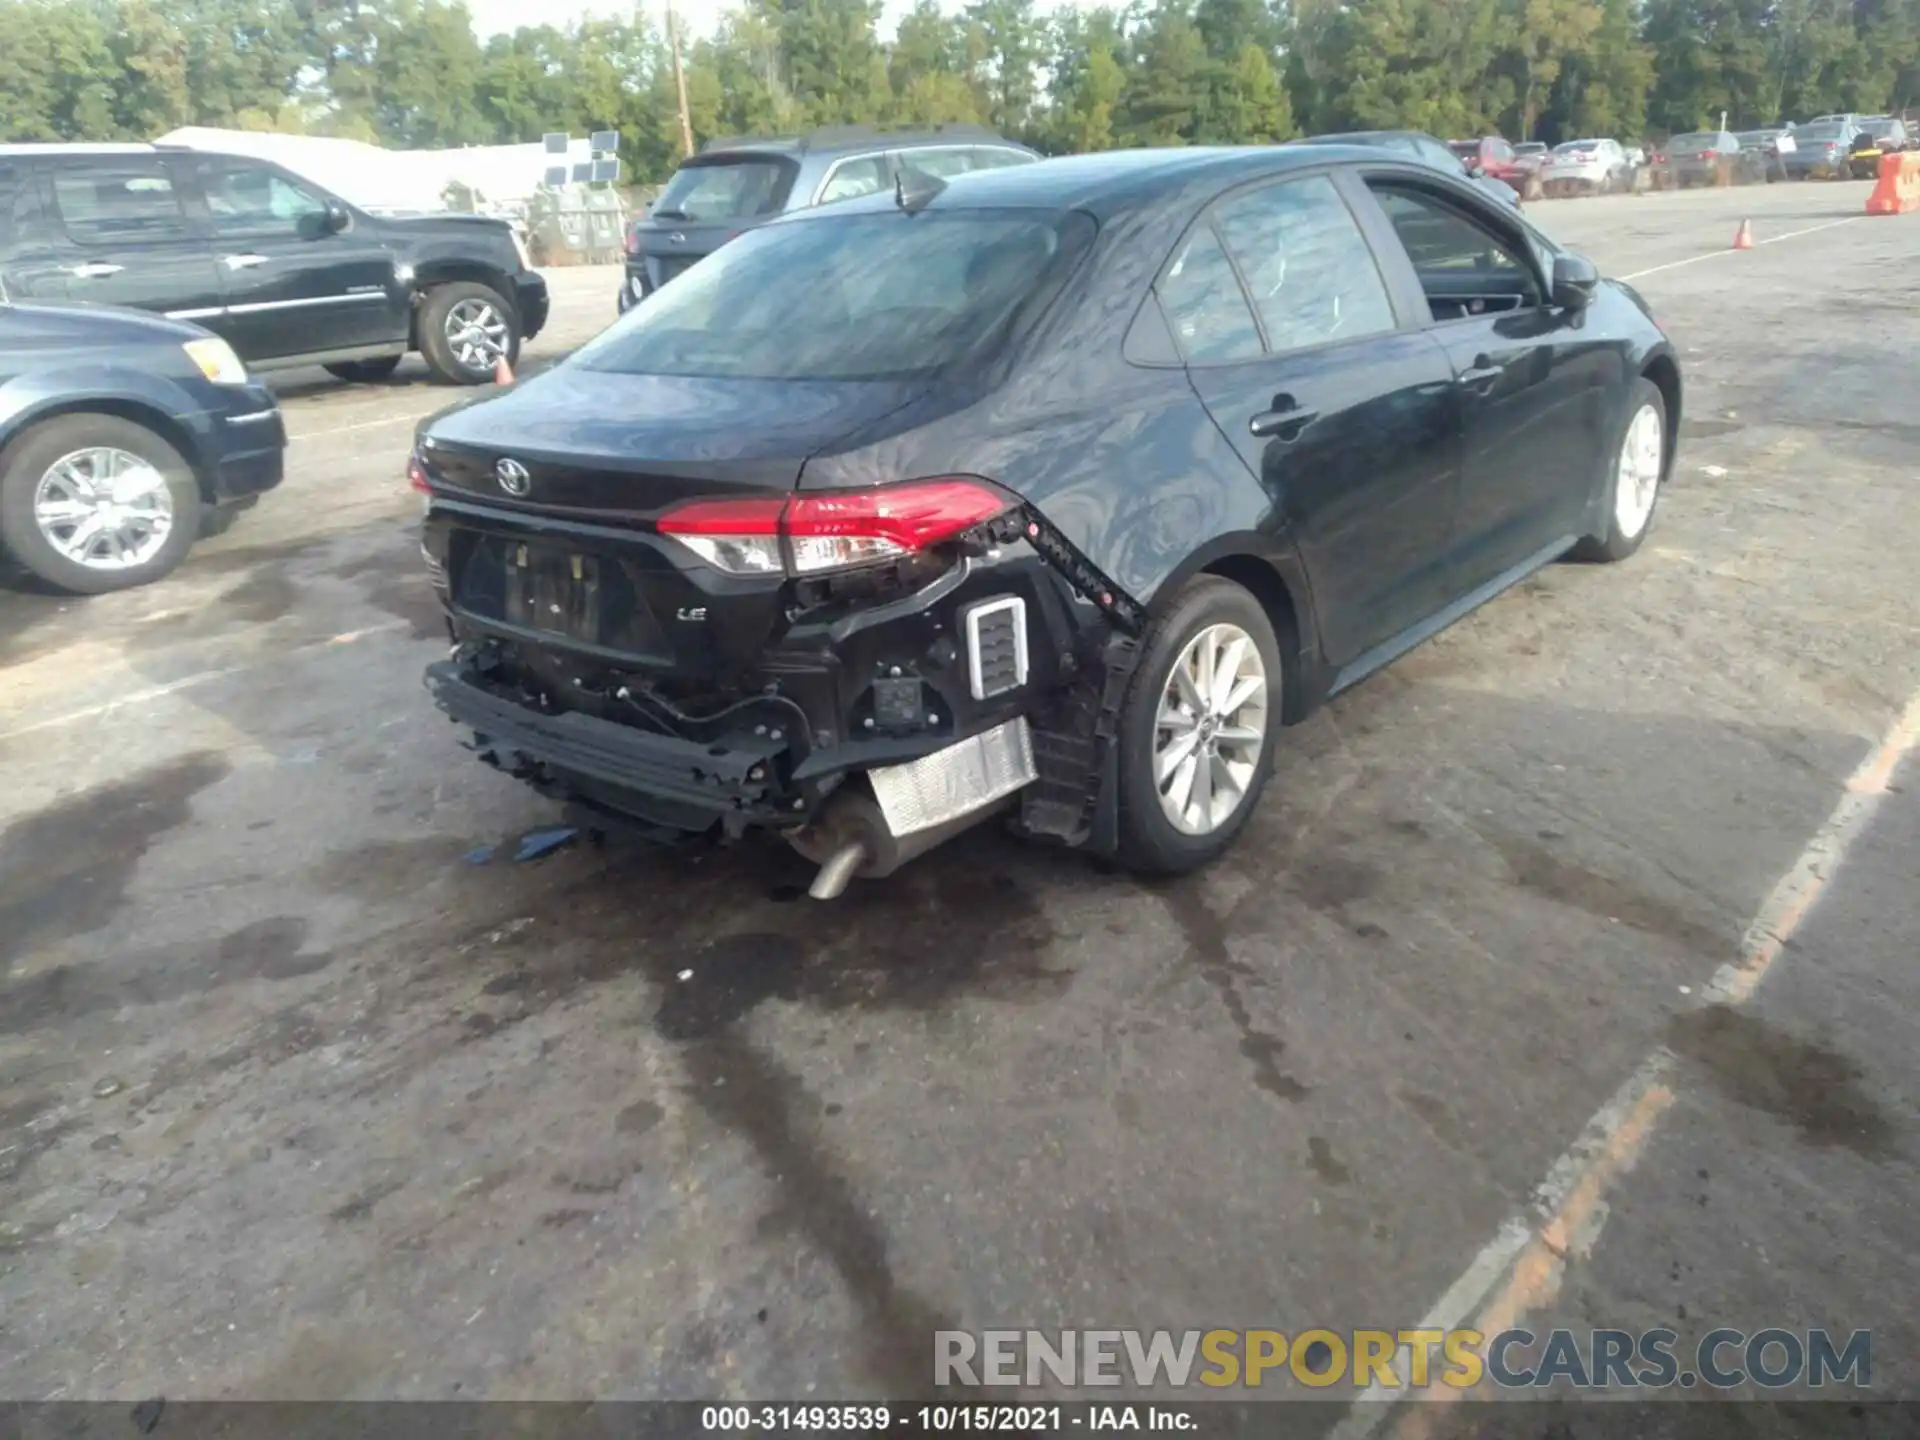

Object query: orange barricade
[1866,151,1920,215]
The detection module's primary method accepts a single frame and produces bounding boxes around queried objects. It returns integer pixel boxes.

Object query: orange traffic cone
[1732,219,1754,250]
[493,356,514,385]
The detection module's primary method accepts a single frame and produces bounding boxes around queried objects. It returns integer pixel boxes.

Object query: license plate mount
[509,545,602,643]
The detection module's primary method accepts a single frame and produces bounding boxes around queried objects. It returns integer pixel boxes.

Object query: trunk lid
[419,367,928,681]
[421,366,925,517]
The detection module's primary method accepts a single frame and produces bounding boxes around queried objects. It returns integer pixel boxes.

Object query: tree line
[3,0,1917,187]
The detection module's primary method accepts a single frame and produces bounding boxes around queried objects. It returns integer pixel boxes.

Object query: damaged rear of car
[416,147,1679,897]
[416,193,1136,894]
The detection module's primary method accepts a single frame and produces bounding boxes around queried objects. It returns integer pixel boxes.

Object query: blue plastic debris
[463,843,498,866]
[514,827,579,862]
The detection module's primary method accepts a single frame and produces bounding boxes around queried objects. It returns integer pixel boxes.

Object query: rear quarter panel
[795,190,1303,619]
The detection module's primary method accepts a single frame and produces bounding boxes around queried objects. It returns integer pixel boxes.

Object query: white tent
[156,127,607,212]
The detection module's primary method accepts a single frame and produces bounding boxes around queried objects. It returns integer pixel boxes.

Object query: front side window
[574,210,1088,381]
[1370,183,1541,319]
[199,162,331,239]
[817,156,891,206]
[51,161,188,245]
[1212,175,1397,354]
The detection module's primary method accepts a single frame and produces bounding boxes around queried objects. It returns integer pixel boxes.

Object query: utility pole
[666,1,694,160]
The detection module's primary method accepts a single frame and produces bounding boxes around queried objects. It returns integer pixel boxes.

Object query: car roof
[694,125,1026,160]
[792,144,1446,221]
[0,142,162,157]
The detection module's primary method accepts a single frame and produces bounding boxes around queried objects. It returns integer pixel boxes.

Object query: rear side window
[1213,175,1396,354]
[51,161,189,245]
[817,156,891,206]
[1156,226,1263,364]
[574,210,1091,381]
[652,157,796,222]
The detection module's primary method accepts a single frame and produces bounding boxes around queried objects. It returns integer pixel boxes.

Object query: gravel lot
[2,180,1916,1414]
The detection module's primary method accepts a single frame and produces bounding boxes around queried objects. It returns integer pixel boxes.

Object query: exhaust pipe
[807,840,869,901]
[790,788,1013,900]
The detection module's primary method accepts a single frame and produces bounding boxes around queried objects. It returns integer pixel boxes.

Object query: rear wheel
[1115,576,1281,874]
[1571,378,1667,564]
[324,356,402,383]
[0,414,201,594]
[418,281,520,385]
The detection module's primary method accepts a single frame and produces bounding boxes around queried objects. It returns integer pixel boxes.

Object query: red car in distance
[1447,136,1525,184]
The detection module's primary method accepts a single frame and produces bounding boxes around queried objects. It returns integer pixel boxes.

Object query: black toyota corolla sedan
[413,146,1680,896]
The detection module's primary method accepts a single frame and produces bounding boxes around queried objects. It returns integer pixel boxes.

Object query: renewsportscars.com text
[934,1328,1872,1390]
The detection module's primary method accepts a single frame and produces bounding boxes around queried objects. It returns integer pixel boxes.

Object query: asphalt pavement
[1,180,1916,1421]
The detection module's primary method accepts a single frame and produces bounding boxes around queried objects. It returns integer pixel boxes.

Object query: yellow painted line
[1332,683,1920,1438]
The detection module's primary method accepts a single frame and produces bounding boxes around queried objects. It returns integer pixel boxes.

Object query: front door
[184,156,407,362]
[37,156,224,324]
[1362,180,1612,588]
[1165,172,1465,668]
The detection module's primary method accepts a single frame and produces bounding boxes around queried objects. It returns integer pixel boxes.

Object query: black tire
[1570,377,1668,564]
[418,281,521,385]
[324,356,402,383]
[0,414,202,595]
[1114,575,1283,875]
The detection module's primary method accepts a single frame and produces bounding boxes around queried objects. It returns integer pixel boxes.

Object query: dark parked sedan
[415,146,1680,894]
[1,300,285,592]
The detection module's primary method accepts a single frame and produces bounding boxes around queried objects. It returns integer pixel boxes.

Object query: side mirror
[324,200,351,233]
[1552,253,1600,310]
[1468,163,1487,179]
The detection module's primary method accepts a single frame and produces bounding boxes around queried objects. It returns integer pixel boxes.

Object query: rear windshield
[1864,119,1899,137]
[574,210,1094,382]
[650,156,797,223]
[1515,142,1547,154]
[1794,123,1846,141]
[1554,140,1601,151]
[1446,141,1477,158]
[1669,133,1723,152]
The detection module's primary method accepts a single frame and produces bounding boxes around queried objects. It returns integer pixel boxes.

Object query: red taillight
[408,452,431,494]
[625,228,641,256]
[658,477,1014,577]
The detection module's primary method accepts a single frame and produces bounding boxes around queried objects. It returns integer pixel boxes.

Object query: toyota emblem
[670,231,685,245]
[494,457,531,497]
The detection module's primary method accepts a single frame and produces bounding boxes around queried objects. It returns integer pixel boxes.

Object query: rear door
[39,154,224,324]
[184,155,406,361]
[1356,174,1614,590]
[1169,171,1465,668]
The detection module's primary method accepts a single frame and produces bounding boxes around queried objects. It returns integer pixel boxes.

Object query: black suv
[0,144,550,385]
[619,125,1038,312]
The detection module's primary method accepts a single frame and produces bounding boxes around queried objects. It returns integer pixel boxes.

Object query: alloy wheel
[33,447,174,570]
[1614,402,1664,539]
[445,298,510,372]
[1153,622,1269,836]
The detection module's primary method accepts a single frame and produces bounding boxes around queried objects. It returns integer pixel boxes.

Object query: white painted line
[287,409,443,443]
[1619,215,1865,281]
[0,620,410,742]
[1334,682,1920,1438]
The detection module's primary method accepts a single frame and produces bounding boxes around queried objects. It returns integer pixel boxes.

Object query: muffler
[788,716,1038,898]
[790,789,1015,899]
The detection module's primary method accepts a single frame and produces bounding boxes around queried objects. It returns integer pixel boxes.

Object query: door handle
[1458,357,1504,392]
[1249,394,1319,440]
[222,254,272,270]
[67,262,123,279]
